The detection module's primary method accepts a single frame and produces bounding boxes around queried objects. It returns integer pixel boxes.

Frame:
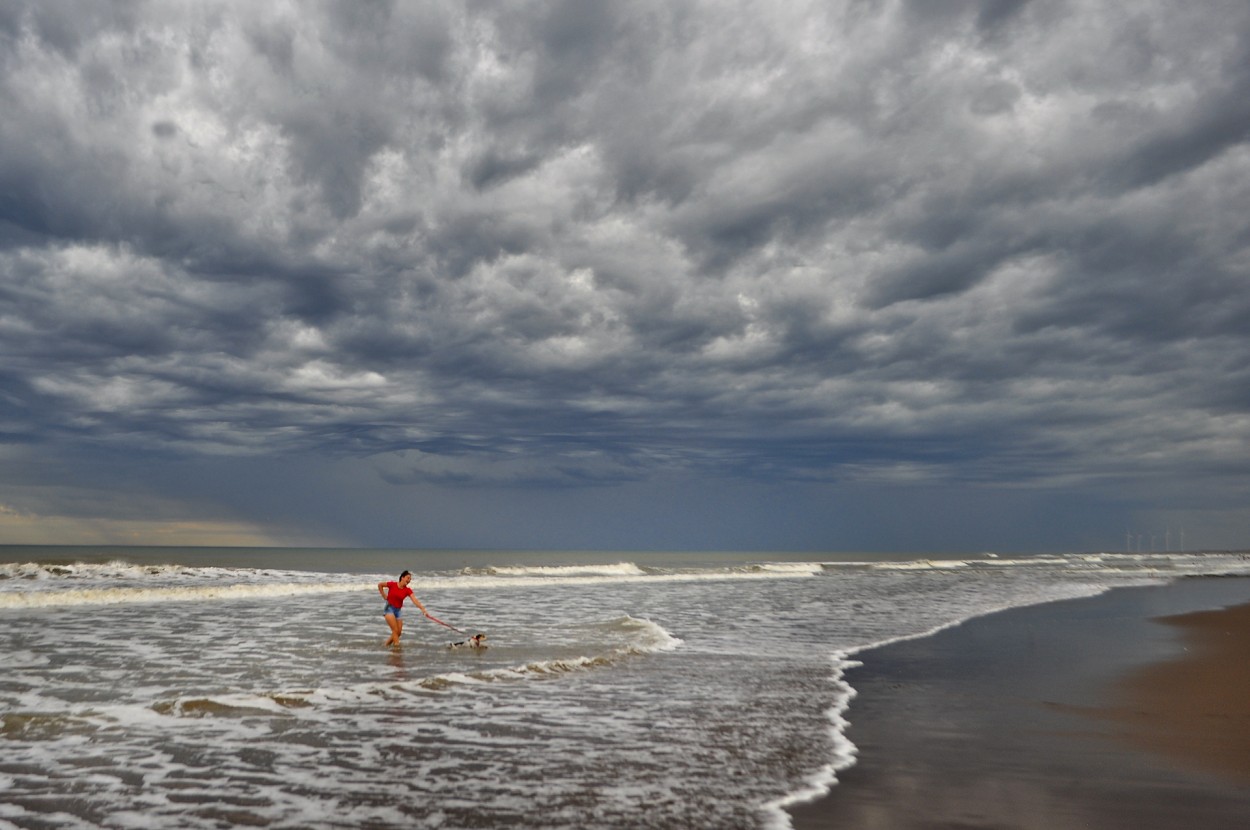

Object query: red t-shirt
[385,581,414,607]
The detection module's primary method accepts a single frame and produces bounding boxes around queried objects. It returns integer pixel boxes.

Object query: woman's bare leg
[385,613,403,646]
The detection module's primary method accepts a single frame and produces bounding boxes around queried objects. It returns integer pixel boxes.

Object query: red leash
[425,612,465,634]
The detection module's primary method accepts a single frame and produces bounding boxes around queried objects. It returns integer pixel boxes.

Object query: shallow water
[2,548,1248,829]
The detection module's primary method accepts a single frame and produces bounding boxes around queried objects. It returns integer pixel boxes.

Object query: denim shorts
[384,603,403,618]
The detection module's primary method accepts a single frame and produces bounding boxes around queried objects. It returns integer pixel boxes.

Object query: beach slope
[790,577,1250,829]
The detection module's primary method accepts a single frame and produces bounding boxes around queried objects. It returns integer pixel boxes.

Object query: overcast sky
[1,0,1248,553]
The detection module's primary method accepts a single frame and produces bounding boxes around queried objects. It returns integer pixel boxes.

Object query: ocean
[2,546,1249,829]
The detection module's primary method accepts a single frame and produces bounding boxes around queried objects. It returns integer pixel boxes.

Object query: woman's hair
[399,570,412,580]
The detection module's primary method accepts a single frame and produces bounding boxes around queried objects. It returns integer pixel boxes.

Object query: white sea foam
[869,558,972,570]
[752,562,825,575]
[417,565,821,591]
[622,615,684,652]
[760,651,859,830]
[0,560,302,583]
[848,551,1250,579]
[0,559,826,611]
[0,580,367,609]
[124,615,686,716]
[3,649,50,668]
[371,615,680,694]
[484,562,649,577]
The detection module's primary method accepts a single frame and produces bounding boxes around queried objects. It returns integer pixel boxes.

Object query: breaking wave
[0,580,366,609]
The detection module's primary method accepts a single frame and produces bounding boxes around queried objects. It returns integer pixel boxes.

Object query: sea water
[2,547,1249,829]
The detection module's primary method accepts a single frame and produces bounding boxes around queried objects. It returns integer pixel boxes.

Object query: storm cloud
[1,0,1248,550]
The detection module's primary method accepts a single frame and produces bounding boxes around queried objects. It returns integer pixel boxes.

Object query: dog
[449,633,487,650]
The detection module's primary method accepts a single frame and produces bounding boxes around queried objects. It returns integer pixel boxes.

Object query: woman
[377,570,430,646]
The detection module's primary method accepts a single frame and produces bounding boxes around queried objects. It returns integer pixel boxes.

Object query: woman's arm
[378,582,389,600]
[409,594,429,615]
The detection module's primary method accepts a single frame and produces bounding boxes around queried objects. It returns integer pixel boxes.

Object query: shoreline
[789,577,1250,829]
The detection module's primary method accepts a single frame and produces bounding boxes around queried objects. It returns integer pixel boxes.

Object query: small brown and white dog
[449,633,487,650]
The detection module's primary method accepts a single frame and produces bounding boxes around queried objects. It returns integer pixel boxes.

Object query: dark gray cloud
[1,0,1248,550]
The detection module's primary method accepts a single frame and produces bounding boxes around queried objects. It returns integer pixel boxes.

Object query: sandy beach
[789,576,1250,829]
[1096,596,1250,786]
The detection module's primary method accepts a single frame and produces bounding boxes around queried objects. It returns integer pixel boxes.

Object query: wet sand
[1096,596,1250,785]
[789,577,1250,829]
